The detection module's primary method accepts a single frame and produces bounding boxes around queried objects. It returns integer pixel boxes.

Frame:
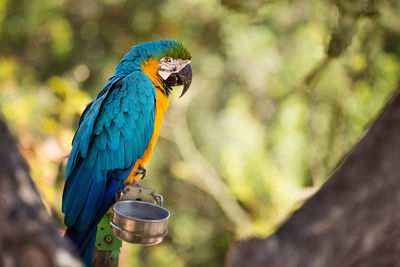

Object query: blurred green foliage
[1,0,400,266]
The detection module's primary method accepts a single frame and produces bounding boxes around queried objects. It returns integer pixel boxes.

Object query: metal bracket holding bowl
[110,183,170,246]
[117,184,163,206]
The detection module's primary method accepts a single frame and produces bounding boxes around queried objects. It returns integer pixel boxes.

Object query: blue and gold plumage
[62,40,191,266]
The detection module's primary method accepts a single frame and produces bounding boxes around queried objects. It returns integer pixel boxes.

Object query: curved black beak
[165,64,192,98]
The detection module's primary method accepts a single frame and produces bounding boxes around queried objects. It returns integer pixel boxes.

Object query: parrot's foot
[136,166,147,180]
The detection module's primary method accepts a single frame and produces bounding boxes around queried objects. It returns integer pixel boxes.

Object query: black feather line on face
[162,81,173,96]
[161,71,179,96]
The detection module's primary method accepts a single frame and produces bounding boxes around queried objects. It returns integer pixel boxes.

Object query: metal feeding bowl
[111,200,170,245]
[110,185,170,246]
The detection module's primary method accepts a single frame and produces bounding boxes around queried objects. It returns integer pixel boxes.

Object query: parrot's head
[156,41,192,97]
[120,40,192,97]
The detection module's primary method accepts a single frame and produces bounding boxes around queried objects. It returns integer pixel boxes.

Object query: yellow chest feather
[126,58,170,183]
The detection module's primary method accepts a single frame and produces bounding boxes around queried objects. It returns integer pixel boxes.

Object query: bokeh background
[1,0,400,266]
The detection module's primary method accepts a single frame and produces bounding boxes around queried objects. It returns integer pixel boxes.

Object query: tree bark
[0,120,82,267]
[228,87,400,267]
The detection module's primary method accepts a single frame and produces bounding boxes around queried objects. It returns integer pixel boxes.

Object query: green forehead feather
[128,40,191,62]
[155,40,191,60]
[168,42,191,60]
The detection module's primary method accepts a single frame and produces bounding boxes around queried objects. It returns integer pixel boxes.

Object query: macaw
[62,40,192,266]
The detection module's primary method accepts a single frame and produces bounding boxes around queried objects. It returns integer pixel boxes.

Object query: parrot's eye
[165,57,173,63]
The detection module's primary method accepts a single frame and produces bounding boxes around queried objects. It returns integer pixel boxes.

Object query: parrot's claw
[136,166,147,180]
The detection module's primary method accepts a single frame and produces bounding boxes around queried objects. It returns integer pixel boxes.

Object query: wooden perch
[228,87,400,267]
[0,120,82,267]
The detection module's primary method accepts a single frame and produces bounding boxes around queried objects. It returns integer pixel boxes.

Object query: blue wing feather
[63,71,156,266]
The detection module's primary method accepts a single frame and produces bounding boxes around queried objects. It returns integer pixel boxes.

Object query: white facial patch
[158,57,191,80]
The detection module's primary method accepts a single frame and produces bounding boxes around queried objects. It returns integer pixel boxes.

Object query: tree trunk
[0,120,82,267]
[228,86,400,267]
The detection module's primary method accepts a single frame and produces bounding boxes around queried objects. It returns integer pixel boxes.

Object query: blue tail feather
[76,180,106,231]
[63,164,92,223]
[64,164,134,267]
